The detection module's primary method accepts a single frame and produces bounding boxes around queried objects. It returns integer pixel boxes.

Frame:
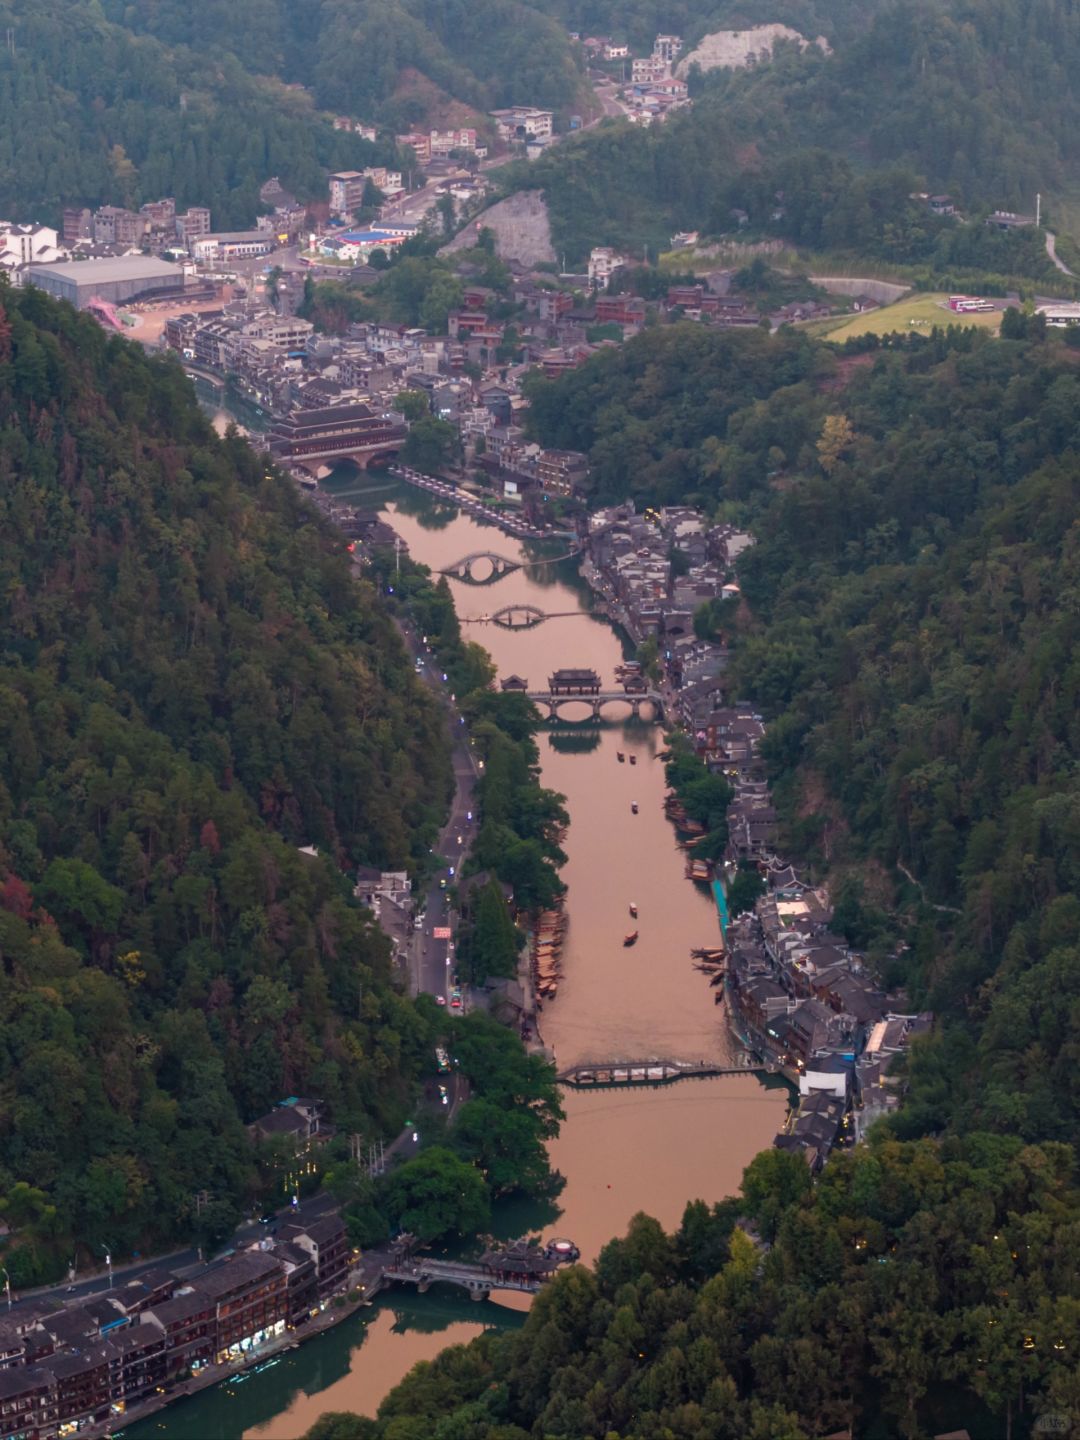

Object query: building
[429,128,478,157]
[986,209,1036,230]
[198,1253,288,1362]
[62,207,92,245]
[587,247,625,287]
[176,207,212,243]
[490,107,554,143]
[93,205,147,247]
[1038,302,1080,326]
[0,223,64,280]
[248,1097,325,1154]
[25,255,186,308]
[397,132,431,163]
[549,668,601,695]
[266,402,407,463]
[653,33,683,61]
[632,56,670,84]
[536,449,589,496]
[191,230,274,261]
[329,170,367,219]
[276,1215,350,1298]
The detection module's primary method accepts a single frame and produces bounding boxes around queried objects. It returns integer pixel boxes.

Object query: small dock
[557,1057,768,1088]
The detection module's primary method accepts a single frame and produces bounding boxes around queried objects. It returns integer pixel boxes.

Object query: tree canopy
[0,282,453,1278]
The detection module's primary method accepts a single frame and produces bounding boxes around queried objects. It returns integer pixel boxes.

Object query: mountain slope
[0,284,450,1277]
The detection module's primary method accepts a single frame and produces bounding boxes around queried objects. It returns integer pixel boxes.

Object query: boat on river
[629,754,637,765]
[629,903,637,917]
[631,801,638,814]
[623,930,638,946]
[617,751,625,762]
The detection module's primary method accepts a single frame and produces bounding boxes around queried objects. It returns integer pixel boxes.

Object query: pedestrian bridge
[528,689,665,722]
[376,1237,580,1301]
[557,1057,769,1087]
[440,551,522,583]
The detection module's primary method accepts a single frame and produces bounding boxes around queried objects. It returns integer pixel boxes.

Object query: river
[129,464,786,1440]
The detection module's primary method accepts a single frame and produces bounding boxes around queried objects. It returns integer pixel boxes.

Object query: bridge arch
[440,551,522,584]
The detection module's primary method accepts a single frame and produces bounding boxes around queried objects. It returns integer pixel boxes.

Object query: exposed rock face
[441,190,556,266]
[676,25,830,76]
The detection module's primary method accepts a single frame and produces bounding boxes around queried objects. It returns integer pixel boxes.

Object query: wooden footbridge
[557,1057,769,1088]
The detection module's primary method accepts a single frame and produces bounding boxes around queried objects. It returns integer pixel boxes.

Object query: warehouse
[24,255,186,308]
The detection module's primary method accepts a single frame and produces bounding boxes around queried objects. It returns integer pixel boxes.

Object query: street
[398,617,479,1005]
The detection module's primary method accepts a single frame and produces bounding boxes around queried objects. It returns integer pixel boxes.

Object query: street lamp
[97,1244,113,1290]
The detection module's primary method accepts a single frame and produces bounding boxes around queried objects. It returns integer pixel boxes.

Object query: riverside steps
[557,1057,770,1087]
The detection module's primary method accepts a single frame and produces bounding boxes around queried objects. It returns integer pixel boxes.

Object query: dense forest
[484,0,1080,261]
[0,1,402,225]
[101,0,591,132]
[0,282,457,1279]
[308,322,1080,1435]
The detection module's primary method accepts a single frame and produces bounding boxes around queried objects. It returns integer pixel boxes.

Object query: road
[1045,231,1076,278]
[396,617,479,1005]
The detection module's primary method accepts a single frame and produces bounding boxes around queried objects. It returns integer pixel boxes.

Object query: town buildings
[0,1213,353,1440]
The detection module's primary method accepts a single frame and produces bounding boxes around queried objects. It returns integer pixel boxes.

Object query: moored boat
[617,751,625,762]
[629,754,637,765]
[623,930,638,946]
[629,902,637,917]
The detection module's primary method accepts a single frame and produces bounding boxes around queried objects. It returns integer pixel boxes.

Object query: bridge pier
[470,1288,490,1302]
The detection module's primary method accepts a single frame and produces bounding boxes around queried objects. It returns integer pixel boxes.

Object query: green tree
[377,1147,490,1242]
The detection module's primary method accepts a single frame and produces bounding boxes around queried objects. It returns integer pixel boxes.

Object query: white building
[490,107,554,143]
[191,231,273,261]
[587,246,625,287]
[0,223,65,282]
[1038,302,1080,326]
[653,33,683,61]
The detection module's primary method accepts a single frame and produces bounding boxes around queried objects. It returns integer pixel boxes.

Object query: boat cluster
[532,908,566,1002]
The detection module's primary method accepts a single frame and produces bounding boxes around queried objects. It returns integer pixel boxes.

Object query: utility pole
[1036,191,1042,227]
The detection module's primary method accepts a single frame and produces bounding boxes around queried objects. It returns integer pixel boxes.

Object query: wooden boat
[629,903,637,917]
[629,754,637,765]
[623,930,639,947]
[631,801,638,814]
[617,751,625,762]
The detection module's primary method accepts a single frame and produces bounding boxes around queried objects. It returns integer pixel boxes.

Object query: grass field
[823,292,1002,341]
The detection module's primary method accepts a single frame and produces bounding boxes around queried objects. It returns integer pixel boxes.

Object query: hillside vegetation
[0,283,453,1278]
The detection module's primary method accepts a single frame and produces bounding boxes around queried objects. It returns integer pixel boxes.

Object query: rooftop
[26,254,182,283]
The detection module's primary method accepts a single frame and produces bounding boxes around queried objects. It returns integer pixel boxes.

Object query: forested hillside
[308,321,1080,1436]
[0,283,451,1279]
[101,0,590,133]
[499,0,1080,260]
[0,1,399,225]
